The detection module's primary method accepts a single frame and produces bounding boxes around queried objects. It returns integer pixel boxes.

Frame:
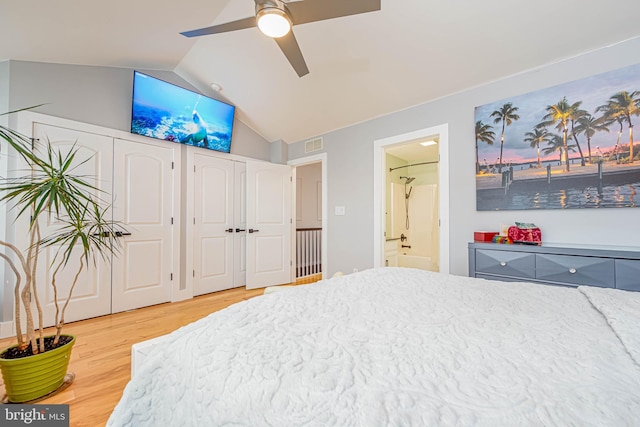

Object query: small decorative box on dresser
[468,242,640,291]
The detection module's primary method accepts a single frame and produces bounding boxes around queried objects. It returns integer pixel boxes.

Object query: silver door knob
[569,268,577,274]
[500,261,507,267]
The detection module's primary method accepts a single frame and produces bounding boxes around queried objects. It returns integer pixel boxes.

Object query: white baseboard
[0,321,14,339]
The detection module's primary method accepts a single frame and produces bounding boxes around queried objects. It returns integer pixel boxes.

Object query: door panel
[246,161,292,289]
[193,154,234,295]
[255,236,285,272]
[123,240,163,289]
[201,237,229,279]
[111,138,175,312]
[31,123,113,326]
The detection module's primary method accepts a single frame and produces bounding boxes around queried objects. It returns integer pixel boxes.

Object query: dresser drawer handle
[500,261,507,267]
[569,268,577,274]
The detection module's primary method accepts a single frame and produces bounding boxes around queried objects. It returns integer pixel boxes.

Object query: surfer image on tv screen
[131,71,234,153]
[181,108,209,148]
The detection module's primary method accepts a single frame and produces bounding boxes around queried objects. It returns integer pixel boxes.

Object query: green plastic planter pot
[0,335,75,403]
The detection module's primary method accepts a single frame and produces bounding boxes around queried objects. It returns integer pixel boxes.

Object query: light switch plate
[335,206,345,215]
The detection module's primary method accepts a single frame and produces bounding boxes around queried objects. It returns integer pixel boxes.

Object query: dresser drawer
[615,259,640,291]
[535,254,614,288]
[475,249,535,279]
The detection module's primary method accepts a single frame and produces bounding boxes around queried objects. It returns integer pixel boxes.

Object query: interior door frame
[373,124,450,273]
[288,152,328,280]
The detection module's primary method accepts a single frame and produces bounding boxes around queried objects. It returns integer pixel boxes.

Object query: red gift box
[507,225,542,244]
[474,231,499,242]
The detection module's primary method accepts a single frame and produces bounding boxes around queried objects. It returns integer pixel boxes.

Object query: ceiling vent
[305,137,323,153]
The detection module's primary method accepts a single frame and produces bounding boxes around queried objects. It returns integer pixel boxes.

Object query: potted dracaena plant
[0,107,123,402]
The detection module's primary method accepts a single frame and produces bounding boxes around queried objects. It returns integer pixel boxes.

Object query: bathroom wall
[385,153,407,238]
[392,163,439,265]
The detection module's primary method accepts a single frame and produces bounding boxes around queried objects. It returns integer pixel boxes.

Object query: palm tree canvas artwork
[475,62,640,211]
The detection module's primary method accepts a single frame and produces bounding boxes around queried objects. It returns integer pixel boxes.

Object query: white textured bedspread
[108,268,640,426]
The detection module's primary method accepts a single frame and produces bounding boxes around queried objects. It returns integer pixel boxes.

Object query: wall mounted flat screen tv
[131,71,235,153]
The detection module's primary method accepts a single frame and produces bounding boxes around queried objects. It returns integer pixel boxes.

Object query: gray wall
[270,139,289,164]
[0,61,9,320]
[5,60,271,161]
[288,37,640,277]
[0,61,9,113]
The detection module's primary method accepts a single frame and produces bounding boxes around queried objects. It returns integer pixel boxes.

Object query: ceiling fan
[180,0,381,78]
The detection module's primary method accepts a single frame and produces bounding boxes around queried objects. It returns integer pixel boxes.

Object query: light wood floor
[0,275,321,426]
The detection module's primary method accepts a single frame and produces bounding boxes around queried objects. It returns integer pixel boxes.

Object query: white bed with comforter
[108,267,640,426]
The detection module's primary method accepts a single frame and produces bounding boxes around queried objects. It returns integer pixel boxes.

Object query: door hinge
[194,165,196,173]
[170,273,173,280]
[193,217,196,225]
[171,217,174,225]
[193,270,195,277]
[171,161,174,170]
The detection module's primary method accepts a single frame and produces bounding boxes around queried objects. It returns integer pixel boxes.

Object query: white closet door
[233,162,247,287]
[246,161,292,289]
[192,154,235,295]
[30,123,113,327]
[111,138,175,312]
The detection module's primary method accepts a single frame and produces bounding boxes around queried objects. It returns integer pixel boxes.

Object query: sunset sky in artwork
[475,62,640,166]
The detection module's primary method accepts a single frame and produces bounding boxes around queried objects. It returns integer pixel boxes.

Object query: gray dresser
[468,242,640,291]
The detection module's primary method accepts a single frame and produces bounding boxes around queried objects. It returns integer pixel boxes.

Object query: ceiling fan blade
[286,0,380,26]
[181,16,257,38]
[274,31,309,77]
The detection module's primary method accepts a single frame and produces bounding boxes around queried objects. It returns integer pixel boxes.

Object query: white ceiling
[2,0,640,144]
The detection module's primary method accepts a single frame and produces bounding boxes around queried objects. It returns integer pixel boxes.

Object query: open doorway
[373,124,450,273]
[288,153,328,281]
[386,139,440,271]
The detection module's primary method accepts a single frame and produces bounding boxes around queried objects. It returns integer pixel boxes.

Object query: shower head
[400,176,415,184]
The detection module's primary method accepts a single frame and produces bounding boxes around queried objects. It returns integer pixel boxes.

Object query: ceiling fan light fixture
[256,7,292,38]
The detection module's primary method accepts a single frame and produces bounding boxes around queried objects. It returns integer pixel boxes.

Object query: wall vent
[305,137,323,153]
